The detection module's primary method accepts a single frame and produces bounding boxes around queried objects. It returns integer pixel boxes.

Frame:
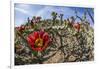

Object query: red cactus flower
[73,22,80,32]
[26,30,51,52]
[16,27,20,30]
[16,25,25,32]
[20,25,25,30]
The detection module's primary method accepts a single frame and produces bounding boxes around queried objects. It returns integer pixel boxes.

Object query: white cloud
[15,4,31,10]
[15,7,32,16]
[35,6,53,19]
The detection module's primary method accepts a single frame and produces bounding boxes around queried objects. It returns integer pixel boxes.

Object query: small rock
[68,55,76,62]
[43,50,64,63]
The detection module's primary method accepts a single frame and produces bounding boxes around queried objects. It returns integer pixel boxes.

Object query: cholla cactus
[51,11,57,25]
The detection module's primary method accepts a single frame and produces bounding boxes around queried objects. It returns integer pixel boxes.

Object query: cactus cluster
[15,10,94,65]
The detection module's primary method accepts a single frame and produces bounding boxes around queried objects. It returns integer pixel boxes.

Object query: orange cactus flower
[73,22,80,32]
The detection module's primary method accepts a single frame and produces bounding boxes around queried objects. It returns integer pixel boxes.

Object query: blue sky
[14,3,94,27]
